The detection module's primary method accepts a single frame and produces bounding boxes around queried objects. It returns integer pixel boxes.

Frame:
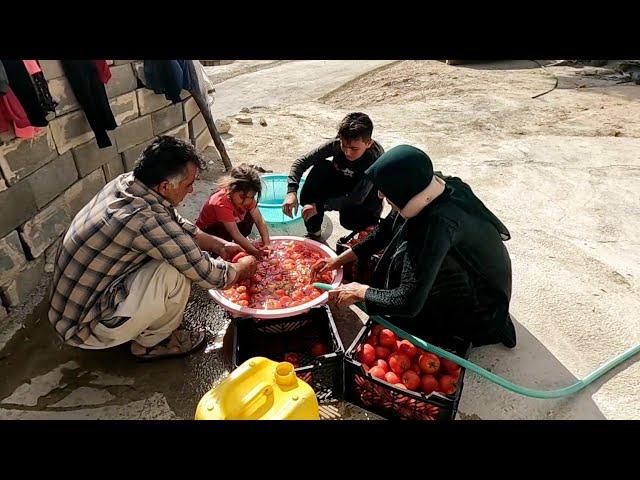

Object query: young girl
[196,164,270,257]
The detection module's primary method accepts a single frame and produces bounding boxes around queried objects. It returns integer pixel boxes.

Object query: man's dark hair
[337,112,373,142]
[133,136,205,187]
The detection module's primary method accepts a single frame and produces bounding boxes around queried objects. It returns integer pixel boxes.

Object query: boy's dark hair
[337,112,373,142]
[216,163,262,199]
[133,136,205,187]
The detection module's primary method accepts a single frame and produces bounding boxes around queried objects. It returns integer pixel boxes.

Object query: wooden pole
[190,88,233,171]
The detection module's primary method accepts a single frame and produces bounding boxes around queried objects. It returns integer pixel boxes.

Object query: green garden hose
[313,282,640,399]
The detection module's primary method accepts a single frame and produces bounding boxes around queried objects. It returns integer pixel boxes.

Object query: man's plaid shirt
[49,172,235,347]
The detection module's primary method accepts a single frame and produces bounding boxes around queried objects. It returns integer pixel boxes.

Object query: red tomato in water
[365,334,377,346]
[418,353,441,375]
[231,252,249,263]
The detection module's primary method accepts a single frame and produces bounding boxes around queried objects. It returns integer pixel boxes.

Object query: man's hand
[282,192,299,218]
[328,282,369,308]
[219,242,244,261]
[301,203,317,222]
[233,255,258,282]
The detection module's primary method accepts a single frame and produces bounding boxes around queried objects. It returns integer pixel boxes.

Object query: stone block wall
[0,60,215,319]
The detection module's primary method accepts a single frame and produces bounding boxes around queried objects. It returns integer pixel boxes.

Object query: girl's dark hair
[216,163,262,199]
[133,136,205,187]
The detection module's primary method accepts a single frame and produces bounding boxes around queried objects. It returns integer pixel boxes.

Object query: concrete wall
[0,60,215,321]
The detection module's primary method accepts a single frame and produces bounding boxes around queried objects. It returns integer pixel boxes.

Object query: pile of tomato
[221,240,334,310]
[344,226,376,248]
[356,325,462,396]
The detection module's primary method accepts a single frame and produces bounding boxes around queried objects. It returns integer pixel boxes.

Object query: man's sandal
[132,330,206,362]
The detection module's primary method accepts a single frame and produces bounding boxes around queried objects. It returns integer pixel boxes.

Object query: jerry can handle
[224,382,273,419]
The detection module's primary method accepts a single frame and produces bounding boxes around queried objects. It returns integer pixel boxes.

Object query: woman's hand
[328,282,370,308]
[311,257,340,279]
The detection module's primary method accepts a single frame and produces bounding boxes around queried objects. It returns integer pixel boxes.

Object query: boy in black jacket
[282,112,384,239]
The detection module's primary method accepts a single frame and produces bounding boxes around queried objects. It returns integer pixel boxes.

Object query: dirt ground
[206,60,640,419]
[1,60,638,420]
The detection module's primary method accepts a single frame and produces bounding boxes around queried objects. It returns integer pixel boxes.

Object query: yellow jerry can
[195,357,320,420]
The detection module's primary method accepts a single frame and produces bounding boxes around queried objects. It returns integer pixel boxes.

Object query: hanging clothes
[92,60,112,84]
[143,60,192,104]
[0,61,8,96]
[21,60,57,114]
[1,59,48,127]
[0,87,42,139]
[60,60,117,149]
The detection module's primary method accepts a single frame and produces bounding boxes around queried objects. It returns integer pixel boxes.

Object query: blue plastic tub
[258,174,306,225]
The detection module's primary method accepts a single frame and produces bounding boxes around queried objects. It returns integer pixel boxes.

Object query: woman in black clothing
[313,144,517,348]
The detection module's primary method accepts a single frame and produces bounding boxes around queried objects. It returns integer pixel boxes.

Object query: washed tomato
[284,352,300,367]
[374,346,391,360]
[439,375,458,395]
[418,353,441,375]
[388,353,411,374]
[421,374,439,394]
[365,334,377,346]
[311,342,328,357]
[369,366,386,380]
[397,340,418,358]
[441,358,461,375]
[384,371,402,384]
[375,359,390,373]
[401,370,421,391]
[359,344,376,366]
[378,329,398,348]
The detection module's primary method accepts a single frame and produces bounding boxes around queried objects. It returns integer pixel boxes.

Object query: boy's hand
[282,192,299,218]
[302,204,317,221]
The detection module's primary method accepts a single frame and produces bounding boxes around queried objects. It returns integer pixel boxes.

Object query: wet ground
[0,285,382,420]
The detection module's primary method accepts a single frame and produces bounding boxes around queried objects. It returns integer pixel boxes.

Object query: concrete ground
[1,60,639,420]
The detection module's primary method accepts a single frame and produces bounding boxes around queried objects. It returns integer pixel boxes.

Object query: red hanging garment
[0,87,41,139]
[93,60,112,84]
